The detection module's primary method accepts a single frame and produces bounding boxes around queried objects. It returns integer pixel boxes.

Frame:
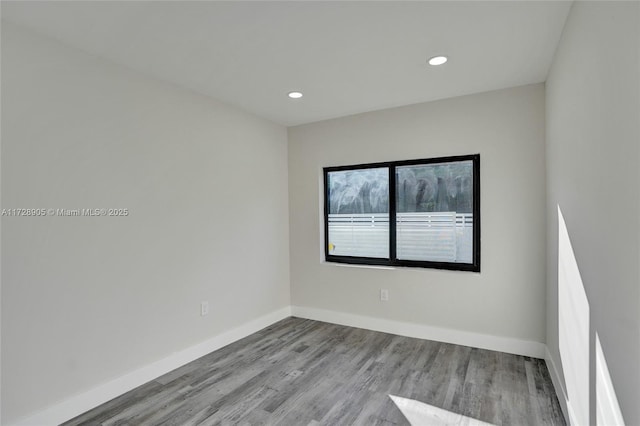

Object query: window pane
[396,161,473,263]
[327,168,389,258]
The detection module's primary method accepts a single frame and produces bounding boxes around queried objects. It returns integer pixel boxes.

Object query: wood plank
[62,318,565,426]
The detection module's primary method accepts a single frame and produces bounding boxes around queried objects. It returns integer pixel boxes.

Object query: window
[324,154,480,272]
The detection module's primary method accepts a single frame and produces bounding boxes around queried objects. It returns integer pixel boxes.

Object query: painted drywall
[288,84,546,345]
[1,23,290,424]
[545,1,640,425]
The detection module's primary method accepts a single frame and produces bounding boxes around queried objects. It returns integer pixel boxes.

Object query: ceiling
[1,1,572,126]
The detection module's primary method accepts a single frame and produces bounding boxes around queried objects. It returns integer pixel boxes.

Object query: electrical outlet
[201,301,209,316]
[380,289,389,302]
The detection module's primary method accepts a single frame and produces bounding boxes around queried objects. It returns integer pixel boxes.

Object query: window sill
[321,260,396,271]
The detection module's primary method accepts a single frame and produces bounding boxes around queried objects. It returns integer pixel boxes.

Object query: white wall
[288,84,547,348]
[546,1,640,425]
[1,23,290,424]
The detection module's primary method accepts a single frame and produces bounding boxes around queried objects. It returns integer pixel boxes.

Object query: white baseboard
[9,306,292,426]
[291,306,546,358]
[544,346,571,425]
[10,305,554,426]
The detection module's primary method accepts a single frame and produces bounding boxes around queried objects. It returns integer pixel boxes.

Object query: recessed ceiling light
[428,55,448,66]
[288,91,303,99]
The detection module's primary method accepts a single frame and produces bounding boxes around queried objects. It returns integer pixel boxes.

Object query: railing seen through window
[324,155,480,271]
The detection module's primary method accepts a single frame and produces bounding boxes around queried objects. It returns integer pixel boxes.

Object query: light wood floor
[64,317,566,425]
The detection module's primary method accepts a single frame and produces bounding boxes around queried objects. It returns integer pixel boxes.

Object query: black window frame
[323,154,480,272]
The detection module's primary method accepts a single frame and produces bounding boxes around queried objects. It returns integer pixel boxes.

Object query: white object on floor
[389,395,494,426]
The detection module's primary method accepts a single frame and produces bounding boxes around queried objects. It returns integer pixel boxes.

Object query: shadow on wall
[557,206,624,426]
